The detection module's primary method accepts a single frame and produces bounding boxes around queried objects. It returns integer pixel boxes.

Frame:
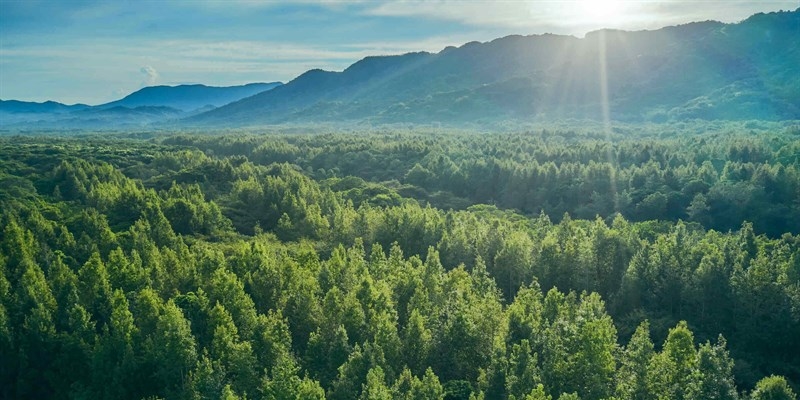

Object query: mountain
[0,82,282,128]
[98,82,282,112]
[0,100,90,114]
[190,9,800,126]
[0,100,91,126]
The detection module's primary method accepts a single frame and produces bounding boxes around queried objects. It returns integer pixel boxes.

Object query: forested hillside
[1,125,798,399]
[190,9,800,126]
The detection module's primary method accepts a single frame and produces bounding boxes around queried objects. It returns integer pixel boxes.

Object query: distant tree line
[162,124,800,237]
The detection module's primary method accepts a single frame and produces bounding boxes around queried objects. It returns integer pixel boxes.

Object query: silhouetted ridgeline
[189,9,800,126]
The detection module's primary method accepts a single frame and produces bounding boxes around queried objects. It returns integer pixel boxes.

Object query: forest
[0,122,798,400]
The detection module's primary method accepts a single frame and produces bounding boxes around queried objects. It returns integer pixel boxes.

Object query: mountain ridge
[188,8,800,126]
[3,9,798,129]
[0,99,90,114]
[1,82,283,128]
[98,82,283,112]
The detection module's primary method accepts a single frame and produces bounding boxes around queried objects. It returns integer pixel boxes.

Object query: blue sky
[1,0,796,105]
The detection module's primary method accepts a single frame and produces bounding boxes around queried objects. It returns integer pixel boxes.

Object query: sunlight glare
[576,0,626,25]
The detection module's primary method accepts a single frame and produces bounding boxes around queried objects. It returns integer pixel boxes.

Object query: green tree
[416,367,446,400]
[78,252,113,328]
[207,302,258,396]
[153,299,197,397]
[524,384,553,400]
[262,352,326,400]
[306,324,351,388]
[493,231,534,299]
[750,376,797,400]
[10,259,58,398]
[402,308,432,376]
[91,289,138,399]
[360,366,392,400]
[616,321,656,400]
[505,340,542,399]
[649,321,698,400]
[187,353,226,400]
[687,336,738,400]
[329,344,377,400]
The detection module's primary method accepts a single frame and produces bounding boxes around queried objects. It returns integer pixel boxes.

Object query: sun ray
[565,0,631,27]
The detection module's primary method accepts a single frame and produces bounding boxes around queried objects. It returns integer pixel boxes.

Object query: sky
[1,0,797,105]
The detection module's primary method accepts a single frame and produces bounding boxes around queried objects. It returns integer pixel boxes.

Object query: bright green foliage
[540,291,616,400]
[649,321,698,400]
[402,308,432,376]
[206,267,258,340]
[493,231,534,299]
[188,353,226,400]
[0,131,798,399]
[392,368,419,400]
[251,310,293,371]
[153,299,197,397]
[78,252,113,327]
[523,384,553,400]
[750,376,797,400]
[208,302,259,396]
[431,266,503,383]
[329,344,374,400]
[90,289,137,399]
[262,352,326,400]
[688,335,738,400]
[505,340,542,399]
[359,366,392,400]
[306,324,351,388]
[417,367,446,400]
[220,384,242,400]
[392,367,445,400]
[616,321,656,400]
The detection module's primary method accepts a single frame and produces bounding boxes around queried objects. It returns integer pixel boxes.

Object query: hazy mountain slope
[0,100,91,125]
[0,100,90,114]
[98,82,282,112]
[190,8,800,126]
[0,82,283,128]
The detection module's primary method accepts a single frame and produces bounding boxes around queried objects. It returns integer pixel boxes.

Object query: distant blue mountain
[0,100,90,114]
[98,82,282,112]
[189,8,800,126]
[0,100,92,126]
[0,82,282,128]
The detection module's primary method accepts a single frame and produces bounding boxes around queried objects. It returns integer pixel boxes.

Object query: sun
[575,0,627,25]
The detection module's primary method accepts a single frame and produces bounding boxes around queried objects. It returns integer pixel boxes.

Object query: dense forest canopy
[0,122,798,399]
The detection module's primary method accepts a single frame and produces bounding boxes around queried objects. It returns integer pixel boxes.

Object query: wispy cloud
[1,0,795,104]
[1,37,456,104]
[140,65,159,86]
[365,1,541,28]
[363,0,798,34]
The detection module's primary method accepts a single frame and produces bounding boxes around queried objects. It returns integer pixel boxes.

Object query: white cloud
[366,1,539,28]
[362,0,799,35]
[171,40,369,62]
[140,65,159,86]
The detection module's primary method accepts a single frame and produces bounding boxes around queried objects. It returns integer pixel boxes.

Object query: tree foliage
[0,128,798,399]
